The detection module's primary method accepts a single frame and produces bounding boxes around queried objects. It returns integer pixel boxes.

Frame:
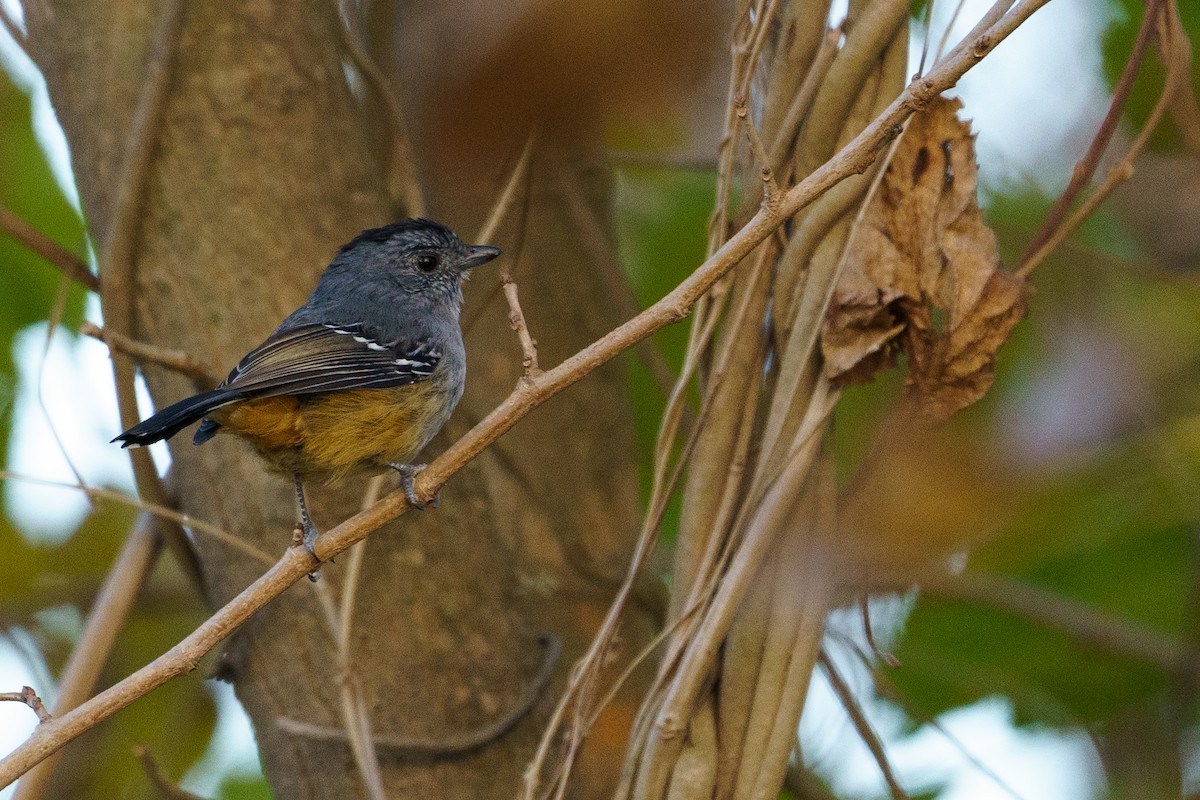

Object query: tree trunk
[25,1,649,797]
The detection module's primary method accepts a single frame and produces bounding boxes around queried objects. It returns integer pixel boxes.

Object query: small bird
[113,218,500,568]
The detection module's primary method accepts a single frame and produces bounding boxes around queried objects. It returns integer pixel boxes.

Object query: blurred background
[1,0,1198,797]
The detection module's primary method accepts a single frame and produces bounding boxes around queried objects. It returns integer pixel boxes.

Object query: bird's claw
[300,519,322,582]
[391,462,433,510]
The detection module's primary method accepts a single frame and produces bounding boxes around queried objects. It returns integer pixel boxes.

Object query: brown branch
[81,322,218,389]
[818,650,908,800]
[0,2,1054,784]
[0,206,98,292]
[501,278,540,377]
[1019,0,1165,265]
[278,633,561,759]
[0,688,51,724]
[132,745,205,800]
[1017,0,1187,277]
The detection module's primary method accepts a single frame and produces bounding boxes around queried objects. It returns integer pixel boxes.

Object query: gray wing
[221,322,441,398]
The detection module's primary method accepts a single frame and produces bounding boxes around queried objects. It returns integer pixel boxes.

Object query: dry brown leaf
[821,96,1028,419]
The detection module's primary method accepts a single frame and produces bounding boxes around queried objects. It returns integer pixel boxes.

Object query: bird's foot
[296,520,322,582]
[390,463,438,510]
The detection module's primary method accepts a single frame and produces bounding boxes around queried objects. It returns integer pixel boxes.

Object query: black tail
[112,389,239,448]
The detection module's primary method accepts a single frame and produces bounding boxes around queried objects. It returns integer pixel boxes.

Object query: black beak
[460,245,501,270]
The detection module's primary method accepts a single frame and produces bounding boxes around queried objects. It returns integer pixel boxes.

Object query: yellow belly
[211,383,443,481]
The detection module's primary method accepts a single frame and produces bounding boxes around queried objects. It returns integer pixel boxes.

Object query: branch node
[0,687,51,723]
[972,35,994,58]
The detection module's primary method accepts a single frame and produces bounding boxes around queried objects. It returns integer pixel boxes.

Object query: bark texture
[26,1,648,797]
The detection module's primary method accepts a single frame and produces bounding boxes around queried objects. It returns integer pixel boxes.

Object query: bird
[113,218,500,571]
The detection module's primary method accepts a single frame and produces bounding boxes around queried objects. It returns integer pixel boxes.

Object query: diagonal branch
[0,206,98,292]
[1019,0,1166,266]
[0,1,1055,784]
[818,650,908,800]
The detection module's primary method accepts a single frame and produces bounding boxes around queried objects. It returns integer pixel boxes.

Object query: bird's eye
[415,254,439,272]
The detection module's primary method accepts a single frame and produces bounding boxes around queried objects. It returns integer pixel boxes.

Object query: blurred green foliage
[2,0,1198,797]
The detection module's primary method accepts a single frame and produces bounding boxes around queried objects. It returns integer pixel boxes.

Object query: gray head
[314,219,500,313]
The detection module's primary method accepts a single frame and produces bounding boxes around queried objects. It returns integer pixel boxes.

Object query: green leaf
[888,430,1196,728]
[217,774,274,800]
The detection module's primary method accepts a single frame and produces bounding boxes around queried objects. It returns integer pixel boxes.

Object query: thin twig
[859,593,900,668]
[496,144,541,378]
[338,0,425,217]
[81,322,218,389]
[0,688,51,723]
[279,633,562,759]
[736,96,781,210]
[477,133,535,244]
[502,278,540,377]
[0,206,97,292]
[1017,0,1184,277]
[0,470,275,567]
[0,4,1054,783]
[933,0,972,64]
[835,633,1029,800]
[818,650,908,800]
[1019,0,1166,266]
[132,745,205,800]
[459,134,536,337]
[915,0,936,77]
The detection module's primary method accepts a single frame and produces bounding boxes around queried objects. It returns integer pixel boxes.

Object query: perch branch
[0,2,1055,784]
[0,206,97,292]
